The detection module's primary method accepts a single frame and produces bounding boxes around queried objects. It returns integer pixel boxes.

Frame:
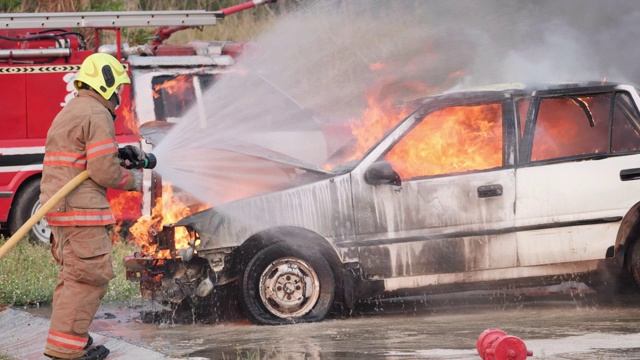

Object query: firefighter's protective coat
[40,89,138,226]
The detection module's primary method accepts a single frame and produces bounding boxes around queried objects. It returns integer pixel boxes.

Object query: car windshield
[321,99,428,174]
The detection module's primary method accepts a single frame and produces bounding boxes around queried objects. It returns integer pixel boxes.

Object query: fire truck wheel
[240,242,335,325]
[8,178,50,244]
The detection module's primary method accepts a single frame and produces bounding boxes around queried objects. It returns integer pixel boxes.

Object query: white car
[126,82,640,325]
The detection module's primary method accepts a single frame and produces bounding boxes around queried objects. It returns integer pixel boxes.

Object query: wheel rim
[30,200,50,243]
[258,257,321,319]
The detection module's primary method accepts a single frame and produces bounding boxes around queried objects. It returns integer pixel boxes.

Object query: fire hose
[0,171,89,260]
[0,148,156,260]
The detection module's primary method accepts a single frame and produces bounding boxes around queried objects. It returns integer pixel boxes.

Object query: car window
[152,74,216,120]
[531,94,611,162]
[384,103,503,179]
[612,92,640,153]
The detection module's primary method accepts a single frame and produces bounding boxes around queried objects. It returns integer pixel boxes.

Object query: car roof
[409,81,636,107]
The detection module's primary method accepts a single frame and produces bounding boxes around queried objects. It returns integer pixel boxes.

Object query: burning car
[126,82,640,325]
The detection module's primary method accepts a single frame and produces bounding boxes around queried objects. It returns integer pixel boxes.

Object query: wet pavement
[9,282,640,359]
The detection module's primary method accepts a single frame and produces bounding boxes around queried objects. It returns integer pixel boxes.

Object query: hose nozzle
[144,153,157,169]
[118,146,157,169]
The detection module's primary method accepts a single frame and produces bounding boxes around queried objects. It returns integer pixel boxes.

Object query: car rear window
[531,94,610,161]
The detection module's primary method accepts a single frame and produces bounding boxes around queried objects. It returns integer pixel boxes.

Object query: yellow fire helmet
[74,53,130,101]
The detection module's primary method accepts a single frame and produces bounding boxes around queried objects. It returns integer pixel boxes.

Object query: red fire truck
[0,2,282,243]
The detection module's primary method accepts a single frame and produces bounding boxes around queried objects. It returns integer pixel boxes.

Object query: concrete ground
[3,283,640,360]
[0,307,190,360]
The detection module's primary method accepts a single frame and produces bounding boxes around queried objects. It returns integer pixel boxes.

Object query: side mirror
[364,161,401,186]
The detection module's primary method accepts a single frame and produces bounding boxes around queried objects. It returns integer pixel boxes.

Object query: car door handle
[620,168,640,181]
[477,184,503,198]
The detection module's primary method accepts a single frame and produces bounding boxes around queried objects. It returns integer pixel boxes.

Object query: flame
[351,96,411,159]
[121,99,139,136]
[153,75,193,100]
[385,104,503,178]
[109,191,143,219]
[323,77,439,170]
[129,185,209,258]
[108,191,143,244]
[326,67,502,177]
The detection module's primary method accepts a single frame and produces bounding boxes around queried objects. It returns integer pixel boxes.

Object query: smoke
[152,0,640,206]
[452,0,640,86]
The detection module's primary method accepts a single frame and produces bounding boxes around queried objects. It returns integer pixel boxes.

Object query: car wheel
[240,242,335,325]
[628,239,640,288]
[8,179,50,244]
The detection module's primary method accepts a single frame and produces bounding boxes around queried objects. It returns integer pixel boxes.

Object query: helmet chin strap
[109,92,121,110]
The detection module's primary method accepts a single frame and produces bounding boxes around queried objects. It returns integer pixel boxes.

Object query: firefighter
[41,53,144,360]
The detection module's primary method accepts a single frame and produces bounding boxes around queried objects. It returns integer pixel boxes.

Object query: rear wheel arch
[614,203,640,265]
[612,203,640,290]
[615,203,640,247]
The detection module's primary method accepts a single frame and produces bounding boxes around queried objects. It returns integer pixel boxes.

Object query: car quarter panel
[516,154,640,266]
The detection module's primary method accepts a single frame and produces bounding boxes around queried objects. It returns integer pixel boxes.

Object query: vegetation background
[0,236,140,306]
[0,0,302,45]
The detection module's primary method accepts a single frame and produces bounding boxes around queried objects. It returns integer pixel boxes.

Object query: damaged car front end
[124,224,216,304]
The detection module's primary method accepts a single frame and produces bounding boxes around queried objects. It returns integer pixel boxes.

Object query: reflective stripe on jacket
[40,89,138,226]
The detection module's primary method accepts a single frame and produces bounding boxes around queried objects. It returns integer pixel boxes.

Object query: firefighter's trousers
[44,226,115,359]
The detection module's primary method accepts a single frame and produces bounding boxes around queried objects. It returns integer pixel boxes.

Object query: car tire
[8,178,50,244]
[240,242,335,325]
[628,239,640,288]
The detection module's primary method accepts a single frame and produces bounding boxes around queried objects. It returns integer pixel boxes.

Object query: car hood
[174,171,353,250]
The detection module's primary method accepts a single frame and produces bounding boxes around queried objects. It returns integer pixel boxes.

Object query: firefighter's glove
[118,145,146,169]
[131,170,143,190]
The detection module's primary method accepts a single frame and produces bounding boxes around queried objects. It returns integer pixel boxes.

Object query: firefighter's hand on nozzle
[118,145,156,169]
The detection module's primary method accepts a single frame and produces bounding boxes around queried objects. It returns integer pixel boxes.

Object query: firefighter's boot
[45,345,109,360]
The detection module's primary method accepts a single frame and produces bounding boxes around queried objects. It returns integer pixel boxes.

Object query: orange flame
[152,75,194,100]
[324,80,425,168]
[129,185,209,258]
[385,104,503,178]
[351,96,411,159]
[328,68,499,176]
[108,191,143,243]
[121,99,139,136]
[109,191,143,219]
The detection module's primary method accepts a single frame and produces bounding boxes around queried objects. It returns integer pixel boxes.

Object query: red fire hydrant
[476,328,533,360]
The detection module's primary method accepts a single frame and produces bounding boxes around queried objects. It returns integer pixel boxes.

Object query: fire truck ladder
[0,0,275,29]
[0,10,220,29]
[0,1,274,58]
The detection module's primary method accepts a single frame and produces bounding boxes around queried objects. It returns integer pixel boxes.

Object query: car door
[516,88,640,267]
[348,95,518,286]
